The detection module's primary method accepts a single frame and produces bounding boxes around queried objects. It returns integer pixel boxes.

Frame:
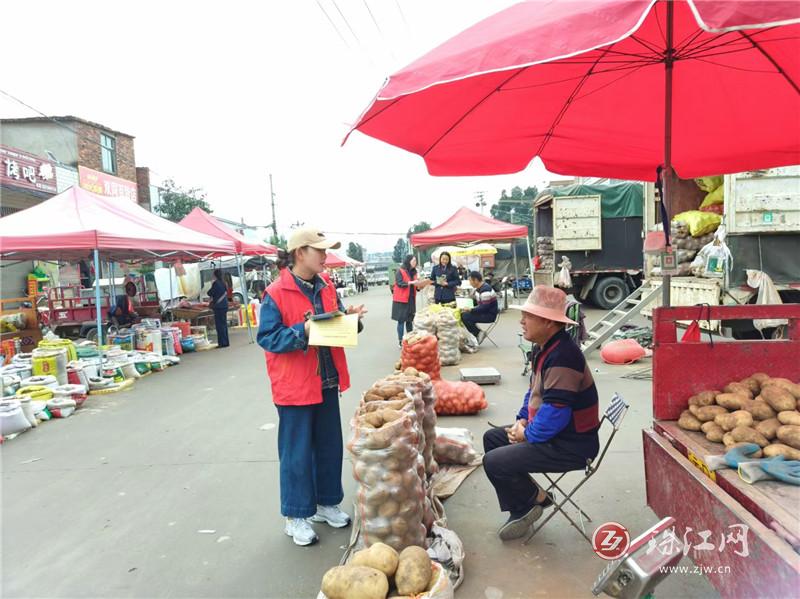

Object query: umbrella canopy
[348,0,800,181]
[324,252,348,268]
[0,186,236,261]
[411,207,528,247]
[179,208,278,257]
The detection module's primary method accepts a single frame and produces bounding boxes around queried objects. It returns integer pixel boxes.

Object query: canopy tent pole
[512,242,520,301]
[525,234,534,288]
[169,262,174,319]
[662,0,675,308]
[93,249,103,345]
[237,254,255,343]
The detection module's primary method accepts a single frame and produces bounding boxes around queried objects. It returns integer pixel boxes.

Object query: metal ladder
[581,284,662,355]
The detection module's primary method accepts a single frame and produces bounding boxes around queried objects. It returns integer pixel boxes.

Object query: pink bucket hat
[509,285,578,325]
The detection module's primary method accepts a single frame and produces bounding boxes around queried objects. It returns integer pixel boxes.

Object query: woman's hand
[346,304,368,320]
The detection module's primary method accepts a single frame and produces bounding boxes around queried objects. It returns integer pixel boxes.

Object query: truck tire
[591,276,628,310]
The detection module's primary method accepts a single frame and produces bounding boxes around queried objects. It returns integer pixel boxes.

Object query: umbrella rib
[629,35,664,57]
[690,57,781,75]
[421,67,528,157]
[502,62,655,93]
[535,46,616,159]
[352,96,403,131]
[738,31,800,95]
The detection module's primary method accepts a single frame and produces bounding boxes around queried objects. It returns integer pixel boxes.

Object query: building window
[100,133,117,174]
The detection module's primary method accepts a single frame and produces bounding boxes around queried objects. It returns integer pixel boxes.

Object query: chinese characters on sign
[78,165,137,202]
[0,145,58,194]
[647,524,750,558]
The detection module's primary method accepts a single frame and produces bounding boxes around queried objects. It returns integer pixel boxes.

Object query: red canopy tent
[324,252,348,269]
[0,186,235,261]
[179,208,277,257]
[411,207,531,289]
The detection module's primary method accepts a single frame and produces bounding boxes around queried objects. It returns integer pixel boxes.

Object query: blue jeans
[397,320,413,342]
[275,387,344,518]
[213,308,229,347]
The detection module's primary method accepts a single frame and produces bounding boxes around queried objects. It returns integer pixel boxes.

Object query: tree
[406,221,433,263]
[347,242,365,262]
[392,238,406,264]
[154,179,212,222]
[488,184,538,239]
[269,234,288,250]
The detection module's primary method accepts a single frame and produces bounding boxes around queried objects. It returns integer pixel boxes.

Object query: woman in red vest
[257,229,366,547]
[391,255,427,346]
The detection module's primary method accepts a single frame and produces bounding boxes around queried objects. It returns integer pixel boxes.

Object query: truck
[533,181,648,309]
[644,303,799,598]
[643,166,800,339]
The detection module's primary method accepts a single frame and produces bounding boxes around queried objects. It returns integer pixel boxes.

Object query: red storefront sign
[78,165,137,202]
[1,145,58,194]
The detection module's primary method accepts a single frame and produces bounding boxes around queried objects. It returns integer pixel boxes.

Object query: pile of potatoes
[677,373,800,461]
[321,543,440,599]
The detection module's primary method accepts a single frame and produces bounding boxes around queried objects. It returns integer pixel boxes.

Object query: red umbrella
[348,0,800,305]
[348,0,799,181]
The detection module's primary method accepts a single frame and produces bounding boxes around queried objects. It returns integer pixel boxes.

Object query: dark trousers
[276,388,344,518]
[483,427,587,513]
[396,320,413,342]
[213,308,229,347]
[461,311,496,337]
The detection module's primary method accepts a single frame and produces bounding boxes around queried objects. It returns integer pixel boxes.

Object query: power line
[362,0,395,59]
[331,0,362,44]
[394,0,409,30]
[315,0,351,48]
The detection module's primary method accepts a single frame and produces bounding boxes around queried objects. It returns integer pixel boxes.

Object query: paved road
[2,288,717,598]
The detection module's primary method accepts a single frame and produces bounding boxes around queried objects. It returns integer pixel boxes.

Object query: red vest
[263,268,351,406]
[392,269,413,303]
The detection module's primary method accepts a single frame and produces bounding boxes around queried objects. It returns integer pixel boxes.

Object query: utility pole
[474,190,487,213]
[269,173,278,239]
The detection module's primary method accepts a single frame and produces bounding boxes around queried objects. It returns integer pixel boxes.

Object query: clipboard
[308,313,359,348]
[309,310,344,321]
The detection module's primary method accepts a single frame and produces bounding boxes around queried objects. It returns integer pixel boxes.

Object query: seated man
[109,281,139,328]
[483,286,600,541]
[460,271,498,342]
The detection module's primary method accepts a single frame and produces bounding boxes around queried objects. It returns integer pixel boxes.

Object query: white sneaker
[310,504,351,529]
[284,518,319,546]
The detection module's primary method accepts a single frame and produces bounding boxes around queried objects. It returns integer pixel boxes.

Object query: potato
[730,426,769,447]
[750,372,771,385]
[689,405,728,422]
[739,377,761,395]
[364,392,384,403]
[755,418,782,441]
[776,425,800,450]
[762,378,800,400]
[763,443,800,461]
[351,543,400,577]
[678,410,702,431]
[714,410,753,432]
[321,565,389,599]
[390,517,409,537]
[722,433,735,447]
[727,442,763,459]
[403,367,419,377]
[759,386,796,412]
[688,390,718,407]
[715,393,753,411]
[379,409,404,423]
[701,422,725,443]
[745,400,776,421]
[723,382,753,399]
[395,546,432,596]
[777,411,800,426]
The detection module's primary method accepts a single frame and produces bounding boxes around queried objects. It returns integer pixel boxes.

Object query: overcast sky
[1,0,566,252]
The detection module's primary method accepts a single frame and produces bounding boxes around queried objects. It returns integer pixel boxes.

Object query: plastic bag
[458,327,479,354]
[556,256,572,289]
[695,176,724,193]
[434,427,479,465]
[432,379,487,416]
[402,333,441,381]
[699,183,724,208]
[672,211,722,237]
[0,399,32,435]
[746,270,788,331]
[316,561,453,599]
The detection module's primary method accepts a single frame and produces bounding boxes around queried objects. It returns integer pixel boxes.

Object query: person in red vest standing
[391,255,428,346]
[257,228,367,546]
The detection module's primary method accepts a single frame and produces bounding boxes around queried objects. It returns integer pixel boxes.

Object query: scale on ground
[592,517,683,599]
[459,367,501,385]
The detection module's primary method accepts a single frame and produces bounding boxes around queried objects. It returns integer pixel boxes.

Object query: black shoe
[498,504,544,541]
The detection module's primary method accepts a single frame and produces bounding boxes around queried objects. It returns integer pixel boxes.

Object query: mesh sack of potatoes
[412,310,438,337]
[434,310,461,366]
[348,408,428,551]
[401,332,441,381]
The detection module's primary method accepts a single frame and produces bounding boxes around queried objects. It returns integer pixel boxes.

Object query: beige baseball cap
[287,228,341,252]
[509,285,578,325]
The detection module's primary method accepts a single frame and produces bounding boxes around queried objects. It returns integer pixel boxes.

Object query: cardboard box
[1,327,43,353]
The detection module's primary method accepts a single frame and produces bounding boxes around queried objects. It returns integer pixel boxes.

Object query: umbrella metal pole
[662,0,675,308]
[512,242,520,301]
[93,249,103,345]
[525,234,534,284]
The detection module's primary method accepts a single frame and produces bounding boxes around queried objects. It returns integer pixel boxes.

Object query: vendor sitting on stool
[460,271,498,343]
[109,281,139,328]
[483,285,600,541]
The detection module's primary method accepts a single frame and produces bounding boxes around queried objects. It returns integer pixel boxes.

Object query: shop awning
[179,208,278,257]
[0,186,236,261]
[410,206,528,247]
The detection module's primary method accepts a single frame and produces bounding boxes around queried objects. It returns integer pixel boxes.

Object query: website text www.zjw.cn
[660,565,732,577]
